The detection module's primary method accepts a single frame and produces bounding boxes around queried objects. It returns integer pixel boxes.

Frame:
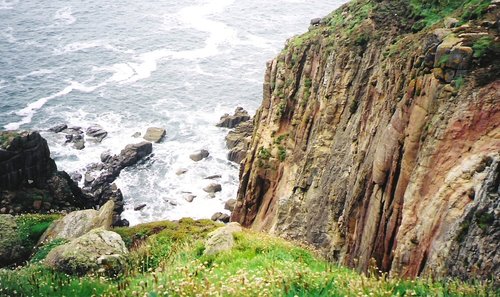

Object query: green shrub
[258,147,271,160]
[472,36,493,59]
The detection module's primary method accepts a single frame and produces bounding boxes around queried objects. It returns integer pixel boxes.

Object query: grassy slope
[0,218,497,297]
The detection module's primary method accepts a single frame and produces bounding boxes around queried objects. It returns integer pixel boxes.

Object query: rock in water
[216,107,251,128]
[86,125,108,142]
[143,127,166,143]
[224,199,237,212]
[190,149,210,161]
[203,183,222,193]
[204,223,242,256]
[176,168,188,175]
[49,124,67,133]
[39,200,115,244]
[44,228,128,276]
[134,204,146,211]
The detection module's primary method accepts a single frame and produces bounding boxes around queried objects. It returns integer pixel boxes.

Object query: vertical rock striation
[232,0,499,281]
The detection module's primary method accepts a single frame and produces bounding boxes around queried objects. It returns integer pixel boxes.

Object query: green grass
[14,214,61,254]
[258,147,271,160]
[0,220,497,297]
[0,131,20,149]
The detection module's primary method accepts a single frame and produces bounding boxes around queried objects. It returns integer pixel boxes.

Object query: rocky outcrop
[226,121,254,163]
[83,142,153,225]
[232,0,499,282]
[44,228,128,276]
[216,107,251,128]
[39,200,115,244]
[0,131,89,214]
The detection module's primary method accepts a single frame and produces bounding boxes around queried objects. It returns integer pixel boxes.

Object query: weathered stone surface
[0,215,23,266]
[49,124,67,133]
[39,200,115,244]
[204,183,222,193]
[232,2,499,283]
[44,228,128,276]
[224,199,237,212]
[211,212,230,223]
[190,149,209,161]
[204,223,242,256]
[225,121,253,163]
[86,125,108,142]
[143,127,166,143]
[216,107,251,128]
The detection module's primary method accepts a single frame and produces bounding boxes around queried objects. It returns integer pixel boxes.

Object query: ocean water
[0,0,346,225]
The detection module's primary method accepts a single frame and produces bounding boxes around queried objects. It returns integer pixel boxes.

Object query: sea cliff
[232,0,499,281]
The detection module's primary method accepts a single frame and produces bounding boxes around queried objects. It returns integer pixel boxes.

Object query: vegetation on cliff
[0,218,498,296]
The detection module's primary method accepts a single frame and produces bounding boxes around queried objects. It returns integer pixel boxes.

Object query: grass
[1,219,498,297]
[258,147,271,160]
[14,214,61,255]
[0,131,20,149]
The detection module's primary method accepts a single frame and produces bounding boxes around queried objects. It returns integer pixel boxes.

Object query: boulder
[0,214,24,266]
[211,212,230,223]
[204,222,242,256]
[204,183,222,193]
[119,142,153,167]
[190,149,210,161]
[73,139,85,150]
[86,125,108,142]
[184,195,196,203]
[143,127,166,143]
[44,228,128,276]
[39,200,115,244]
[310,18,322,26]
[224,199,237,212]
[49,124,67,133]
[216,107,251,128]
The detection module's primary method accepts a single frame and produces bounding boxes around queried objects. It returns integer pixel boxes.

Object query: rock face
[216,107,251,128]
[226,121,254,163]
[232,0,500,282]
[0,131,89,214]
[44,228,128,276]
[204,223,242,256]
[143,127,166,143]
[39,200,115,244]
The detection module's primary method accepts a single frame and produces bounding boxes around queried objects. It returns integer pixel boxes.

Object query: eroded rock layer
[232,0,499,282]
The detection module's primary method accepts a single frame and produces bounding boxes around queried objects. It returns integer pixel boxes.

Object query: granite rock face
[225,121,254,163]
[216,107,251,128]
[232,0,500,282]
[0,131,89,214]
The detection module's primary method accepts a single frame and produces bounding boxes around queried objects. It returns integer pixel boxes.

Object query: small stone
[184,195,196,203]
[134,204,146,211]
[190,149,210,161]
[143,127,166,143]
[132,132,141,138]
[203,183,222,193]
[205,174,222,180]
[169,201,177,206]
[86,125,108,142]
[210,212,230,223]
[176,168,188,175]
[73,139,85,150]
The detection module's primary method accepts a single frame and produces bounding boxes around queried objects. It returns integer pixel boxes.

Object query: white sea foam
[54,7,76,25]
[53,40,134,55]
[1,27,16,43]
[15,69,53,80]
[0,0,18,10]
[4,81,103,130]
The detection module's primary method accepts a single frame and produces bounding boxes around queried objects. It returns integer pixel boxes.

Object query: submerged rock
[190,149,210,161]
[44,228,128,276]
[143,127,166,143]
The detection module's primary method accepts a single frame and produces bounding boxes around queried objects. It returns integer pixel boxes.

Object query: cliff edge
[232,0,499,282]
